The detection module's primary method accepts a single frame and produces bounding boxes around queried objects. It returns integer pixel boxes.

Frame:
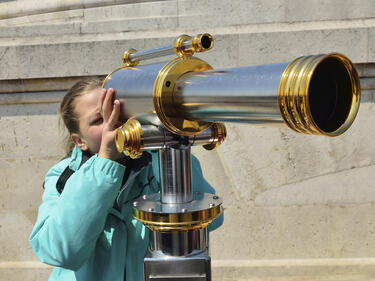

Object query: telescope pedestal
[131,145,221,281]
[144,229,211,281]
[144,253,211,281]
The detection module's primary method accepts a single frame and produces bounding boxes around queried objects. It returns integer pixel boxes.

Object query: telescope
[103,33,360,281]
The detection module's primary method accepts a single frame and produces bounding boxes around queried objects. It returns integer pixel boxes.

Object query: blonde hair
[60,77,103,153]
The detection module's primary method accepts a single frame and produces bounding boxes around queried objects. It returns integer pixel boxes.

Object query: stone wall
[0,1,374,280]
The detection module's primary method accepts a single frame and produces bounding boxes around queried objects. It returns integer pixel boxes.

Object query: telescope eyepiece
[199,34,213,50]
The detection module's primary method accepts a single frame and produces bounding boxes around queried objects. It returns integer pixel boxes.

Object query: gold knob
[122,48,139,67]
[203,123,227,150]
[115,119,144,159]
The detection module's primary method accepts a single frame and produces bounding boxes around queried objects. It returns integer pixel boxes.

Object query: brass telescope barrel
[104,53,360,137]
[175,53,360,136]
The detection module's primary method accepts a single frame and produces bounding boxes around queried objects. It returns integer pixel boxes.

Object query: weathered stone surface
[0,22,80,38]
[211,258,375,281]
[1,26,372,79]
[0,268,51,281]
[238,27,369,66]
[0,0,161,20]
[0,106,62,159]
[83,0,177,21]
[81,16,178,34]
[285,0,375,22]
[208,200,375,260]
[0,211,41,261]
[1,0,375,28]
[357,64,375,78]
[177,0,285,27]
[369,27,375,62]
[0,39,143,79]
[0,9,83,27]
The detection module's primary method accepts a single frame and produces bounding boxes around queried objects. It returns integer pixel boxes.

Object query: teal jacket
[30,146,223,281]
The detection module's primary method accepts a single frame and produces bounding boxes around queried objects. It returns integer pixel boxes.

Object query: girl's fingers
[108,99,121,128]
[98,88,106,113]
[102,88,114,121]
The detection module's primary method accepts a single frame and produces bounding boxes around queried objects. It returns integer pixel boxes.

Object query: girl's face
[72,88,104,154]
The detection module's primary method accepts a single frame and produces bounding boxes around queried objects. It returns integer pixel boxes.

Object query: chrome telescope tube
[175,53,361,136]
[175,63,285,125]
[104,61,164,117]
[105,53,360,137]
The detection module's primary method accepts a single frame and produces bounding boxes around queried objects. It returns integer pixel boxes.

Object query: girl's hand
[97,88,124,161]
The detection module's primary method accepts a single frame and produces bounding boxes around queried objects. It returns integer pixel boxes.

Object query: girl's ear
[71,133,88,151]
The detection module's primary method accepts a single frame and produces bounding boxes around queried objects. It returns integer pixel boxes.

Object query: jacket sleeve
[29,155,125,271]
[191,155,224,232]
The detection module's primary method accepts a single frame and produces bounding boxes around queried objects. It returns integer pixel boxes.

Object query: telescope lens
[309,57,353,133]
[279,53,360,136]
[201,35,212,49]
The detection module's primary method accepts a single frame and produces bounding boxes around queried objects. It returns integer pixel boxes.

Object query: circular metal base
[132,193,222,232]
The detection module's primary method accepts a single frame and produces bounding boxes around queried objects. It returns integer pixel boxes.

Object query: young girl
[29,78,222,281]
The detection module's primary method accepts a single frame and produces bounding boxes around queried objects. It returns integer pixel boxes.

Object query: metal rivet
[209,203,215,207]
[133,201,139,207]
[148,208,154,212]
[213,195,219,200]
[181,208,188,213]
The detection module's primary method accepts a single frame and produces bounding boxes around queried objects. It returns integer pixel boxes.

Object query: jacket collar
[68,146,92,171]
